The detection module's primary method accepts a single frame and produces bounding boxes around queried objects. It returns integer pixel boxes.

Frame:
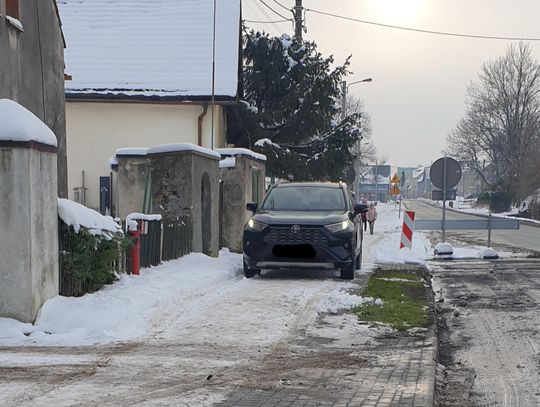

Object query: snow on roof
[58,198,122,237]
[216,148,267,162]
[58,0,241,100]
[0,99,57,147]
[115,143,221,160]
[219,157,236,169]
[116,147,150,157]
[108,155,118,169]
[147,143,221,159]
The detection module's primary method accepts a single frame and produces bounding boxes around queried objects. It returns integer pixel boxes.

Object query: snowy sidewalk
[1,203,439,406]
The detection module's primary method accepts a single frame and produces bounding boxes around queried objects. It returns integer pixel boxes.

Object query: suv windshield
[261,186,347,211]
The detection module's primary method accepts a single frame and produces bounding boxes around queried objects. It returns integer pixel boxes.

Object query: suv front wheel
[243,260,260,278]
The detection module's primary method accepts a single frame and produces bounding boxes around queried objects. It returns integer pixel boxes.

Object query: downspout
[197,103,209,146]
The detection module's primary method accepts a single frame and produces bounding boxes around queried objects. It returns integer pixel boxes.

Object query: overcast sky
[242,0,540,167]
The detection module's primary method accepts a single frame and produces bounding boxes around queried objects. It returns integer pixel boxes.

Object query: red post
[130,229,141,275]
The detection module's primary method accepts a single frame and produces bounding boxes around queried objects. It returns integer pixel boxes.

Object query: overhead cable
[305,8,540,41]
[259,0,291,21]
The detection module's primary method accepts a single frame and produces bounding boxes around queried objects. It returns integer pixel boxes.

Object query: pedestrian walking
[360,198,368,231]
[366,203,378,235]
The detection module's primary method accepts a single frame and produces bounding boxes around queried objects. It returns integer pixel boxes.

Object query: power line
[244,18,292,24]
[256,0,285,35]
[271,0,292,13]
[259,0,291,21]
[305,8,540,41]
[247,0,281,36]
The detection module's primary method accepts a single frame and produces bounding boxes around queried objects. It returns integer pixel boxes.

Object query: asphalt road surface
[431,258,540,407]
[405,200,540,254]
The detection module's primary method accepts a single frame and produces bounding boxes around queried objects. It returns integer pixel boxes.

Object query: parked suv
[243,182,367,279]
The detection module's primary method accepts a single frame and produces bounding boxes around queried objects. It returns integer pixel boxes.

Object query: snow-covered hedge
[58,199,133,297]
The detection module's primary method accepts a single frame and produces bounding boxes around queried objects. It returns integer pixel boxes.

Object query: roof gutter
[197,103,209,147]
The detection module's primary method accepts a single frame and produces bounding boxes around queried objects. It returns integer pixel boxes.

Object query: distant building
[397,167,416,199]
[0,0,67,196]
[411,166,432,199]
[58,0,242,213]
[357,165,391,202]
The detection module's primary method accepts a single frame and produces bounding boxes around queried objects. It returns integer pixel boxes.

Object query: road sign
[432,189,457,201]
[430,157,462,189]
[390,184,400,196]
[391,174,400,184]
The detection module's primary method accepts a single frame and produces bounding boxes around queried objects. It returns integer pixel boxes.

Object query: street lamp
[341,77,373,121]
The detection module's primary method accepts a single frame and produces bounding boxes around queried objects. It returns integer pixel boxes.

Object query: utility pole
[294,0,303,42]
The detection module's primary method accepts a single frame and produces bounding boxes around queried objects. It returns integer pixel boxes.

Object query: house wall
[66,101,226,211]
[0,0,67,197]
[0,146,58,322]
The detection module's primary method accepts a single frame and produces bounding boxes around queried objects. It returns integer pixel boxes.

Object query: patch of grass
[352,268,429,331]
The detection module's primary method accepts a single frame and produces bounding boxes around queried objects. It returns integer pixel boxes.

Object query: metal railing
[162,214,193,261]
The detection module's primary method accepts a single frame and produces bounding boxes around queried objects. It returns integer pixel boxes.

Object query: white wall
[66,101,226,211]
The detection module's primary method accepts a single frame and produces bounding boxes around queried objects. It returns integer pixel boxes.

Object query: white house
[58,0,242,213]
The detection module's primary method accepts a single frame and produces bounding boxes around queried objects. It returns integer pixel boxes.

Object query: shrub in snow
[477,179,512,213]
[58,199,134,297]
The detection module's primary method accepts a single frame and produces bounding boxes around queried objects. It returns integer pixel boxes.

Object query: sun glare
[369,0,425,24]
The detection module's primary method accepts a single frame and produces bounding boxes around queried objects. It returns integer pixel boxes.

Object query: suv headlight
[246,218,268,232]
[325,220,353,233]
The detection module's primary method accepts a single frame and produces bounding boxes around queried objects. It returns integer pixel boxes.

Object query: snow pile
[316,289,365,314]
[58,198,122,236]
[126,213,162,231]
[216,147,267,161]
[115,147,148,156]
[255,138,280,148]
[0,251,242,346]
[0,99,57,146]
[434,243,454,255]
[147,143,221,159]
[479,247,499,259]
[115,143,222,160]
[219,157,236,169]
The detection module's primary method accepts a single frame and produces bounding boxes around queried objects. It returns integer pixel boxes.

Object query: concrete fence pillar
[0,99,59,322]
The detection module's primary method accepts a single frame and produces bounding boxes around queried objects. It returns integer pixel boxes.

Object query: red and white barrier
[400,211,415,249]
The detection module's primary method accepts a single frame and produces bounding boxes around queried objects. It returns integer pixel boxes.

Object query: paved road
[430,258,540,407]
[405,200,540,254]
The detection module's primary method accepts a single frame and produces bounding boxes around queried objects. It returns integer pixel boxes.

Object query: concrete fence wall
[0,144,59,322]
[116,149,221,258]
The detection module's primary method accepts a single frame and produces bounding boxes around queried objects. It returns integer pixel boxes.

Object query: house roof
[57,0,241,102]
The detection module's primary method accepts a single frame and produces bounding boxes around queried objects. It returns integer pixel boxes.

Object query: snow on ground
[0,202,509,349]
[361,203,431,267]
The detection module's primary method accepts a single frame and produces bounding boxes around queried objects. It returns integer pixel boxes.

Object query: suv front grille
[265,227,327,244]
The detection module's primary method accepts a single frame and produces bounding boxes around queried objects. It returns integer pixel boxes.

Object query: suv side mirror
[246,202,258,213]
[354,203,368,214]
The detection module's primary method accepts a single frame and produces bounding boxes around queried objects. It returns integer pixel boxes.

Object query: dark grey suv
[243,182,367,279]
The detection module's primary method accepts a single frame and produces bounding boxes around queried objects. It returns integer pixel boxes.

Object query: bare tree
[446,43,540,202]
[345,95,377,164]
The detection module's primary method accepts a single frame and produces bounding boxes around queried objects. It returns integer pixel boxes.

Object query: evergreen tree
[228,31,367,182]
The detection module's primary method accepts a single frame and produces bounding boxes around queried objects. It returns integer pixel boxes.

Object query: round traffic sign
[430,157,462,189]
